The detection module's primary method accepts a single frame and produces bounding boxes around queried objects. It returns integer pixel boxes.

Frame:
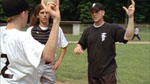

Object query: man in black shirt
[74,0,135,84]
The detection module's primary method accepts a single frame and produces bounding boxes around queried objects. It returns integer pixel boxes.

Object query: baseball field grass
[55,27,150,84]
[55,44,150,84]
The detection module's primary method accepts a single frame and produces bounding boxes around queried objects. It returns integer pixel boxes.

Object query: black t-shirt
[78,22,128,77]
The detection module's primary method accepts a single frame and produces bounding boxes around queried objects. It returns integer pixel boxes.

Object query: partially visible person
[132,27,141,40]
[0,0,61,84]
[26,4,68,84]
[0,26,6,54]
[74,0,135,84]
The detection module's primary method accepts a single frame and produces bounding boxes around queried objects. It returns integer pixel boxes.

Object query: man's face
[90,9,105,23]
[37,9,50,24]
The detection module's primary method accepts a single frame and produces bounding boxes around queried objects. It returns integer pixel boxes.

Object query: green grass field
[22,24,150,83]
[135,27,150,41]
[56,44,150,84]
[55,26,150,84]
[116,44,150,84]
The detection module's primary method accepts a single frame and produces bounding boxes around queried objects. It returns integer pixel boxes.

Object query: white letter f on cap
[92,3,96,7]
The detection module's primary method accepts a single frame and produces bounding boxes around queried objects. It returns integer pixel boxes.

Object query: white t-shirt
[27,26,68,48]
[135,28,139,34]
[0,27,45,84]
[26,26,68,80]
[0,26,6,53]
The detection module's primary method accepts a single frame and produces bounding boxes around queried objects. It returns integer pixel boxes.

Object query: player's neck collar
[93,22,104,28]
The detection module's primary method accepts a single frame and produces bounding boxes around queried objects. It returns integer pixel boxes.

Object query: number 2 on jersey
[1,54,13,79]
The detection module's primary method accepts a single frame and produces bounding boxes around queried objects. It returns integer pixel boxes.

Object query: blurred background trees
[0,0,149,24]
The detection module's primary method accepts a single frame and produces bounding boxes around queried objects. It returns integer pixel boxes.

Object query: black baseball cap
[90,2,104,12]
[2,0,29,17]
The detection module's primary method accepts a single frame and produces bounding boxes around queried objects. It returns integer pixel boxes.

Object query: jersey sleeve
[113,25,128,43]
[21,33,45,68]
[58,27,68,48]
[78,28,88,50]
[26,26,33,35]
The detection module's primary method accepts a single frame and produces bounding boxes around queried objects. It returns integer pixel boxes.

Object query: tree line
[0,0,150,24]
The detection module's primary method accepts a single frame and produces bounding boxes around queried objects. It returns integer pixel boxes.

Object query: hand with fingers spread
[41,0,60,21]
[123,0,135,18]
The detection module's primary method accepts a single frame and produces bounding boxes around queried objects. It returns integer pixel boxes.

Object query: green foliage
[0,0,5,22]
[78,2,93,23]
[103,0,127,23]
[135,14,145,23]
[0,0,149,23]
[134,0,150,23]
[60,0,80,21]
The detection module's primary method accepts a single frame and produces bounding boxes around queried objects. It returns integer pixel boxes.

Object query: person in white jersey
[0,0,61,84]
[132,27,141,40]
[26,4,68,84]
[0,26,6,55]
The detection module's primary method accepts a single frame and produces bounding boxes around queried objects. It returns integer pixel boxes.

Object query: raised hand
[123,0,135,18]
[41,0,60,21]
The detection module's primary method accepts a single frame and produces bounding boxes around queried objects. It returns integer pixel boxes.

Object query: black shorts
[88,71,117,84]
